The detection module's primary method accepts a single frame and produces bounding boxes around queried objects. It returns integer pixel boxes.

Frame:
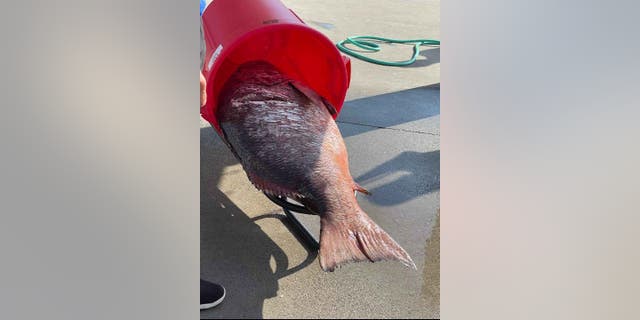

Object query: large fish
[216,60,415,272]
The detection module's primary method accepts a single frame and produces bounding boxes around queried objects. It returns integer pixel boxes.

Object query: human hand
[200,71,207,107]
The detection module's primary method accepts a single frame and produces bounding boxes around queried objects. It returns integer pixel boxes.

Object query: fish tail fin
[319,207,416,272]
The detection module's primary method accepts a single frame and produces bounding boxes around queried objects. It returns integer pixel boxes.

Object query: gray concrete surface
[201,0,439,318]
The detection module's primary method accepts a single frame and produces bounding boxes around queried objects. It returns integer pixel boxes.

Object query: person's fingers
[200,72,207,107]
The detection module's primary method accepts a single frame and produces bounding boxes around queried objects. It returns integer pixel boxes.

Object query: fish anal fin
[354,183,371,195]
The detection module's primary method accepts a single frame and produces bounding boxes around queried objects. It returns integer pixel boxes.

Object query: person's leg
[200,279,225,310]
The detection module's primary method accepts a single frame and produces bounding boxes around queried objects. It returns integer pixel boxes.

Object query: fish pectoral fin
[289,80,337,116]
[354,183,371,195]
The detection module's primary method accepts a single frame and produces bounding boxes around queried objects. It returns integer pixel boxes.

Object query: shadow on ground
[200,126,317,319]
[337,85,440,206]
[405,46,440,68]
[200,126,282,319]
[356,150,440,206]
[338,85,440,138]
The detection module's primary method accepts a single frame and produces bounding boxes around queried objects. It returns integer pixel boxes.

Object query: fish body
[216,61,414,271]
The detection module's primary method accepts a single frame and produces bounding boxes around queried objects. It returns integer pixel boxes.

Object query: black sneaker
[200,279,225,310]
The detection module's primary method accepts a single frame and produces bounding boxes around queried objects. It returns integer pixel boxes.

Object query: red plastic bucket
[200,0,351,133]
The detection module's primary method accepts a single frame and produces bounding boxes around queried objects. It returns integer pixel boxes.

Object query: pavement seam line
[336,120,440,136]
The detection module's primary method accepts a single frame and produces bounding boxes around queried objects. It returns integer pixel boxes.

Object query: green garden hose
[336,36,440,67]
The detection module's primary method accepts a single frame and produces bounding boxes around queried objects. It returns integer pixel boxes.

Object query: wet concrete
[201,0,439,318]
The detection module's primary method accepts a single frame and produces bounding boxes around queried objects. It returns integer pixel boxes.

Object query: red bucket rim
[200,23,349,133]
